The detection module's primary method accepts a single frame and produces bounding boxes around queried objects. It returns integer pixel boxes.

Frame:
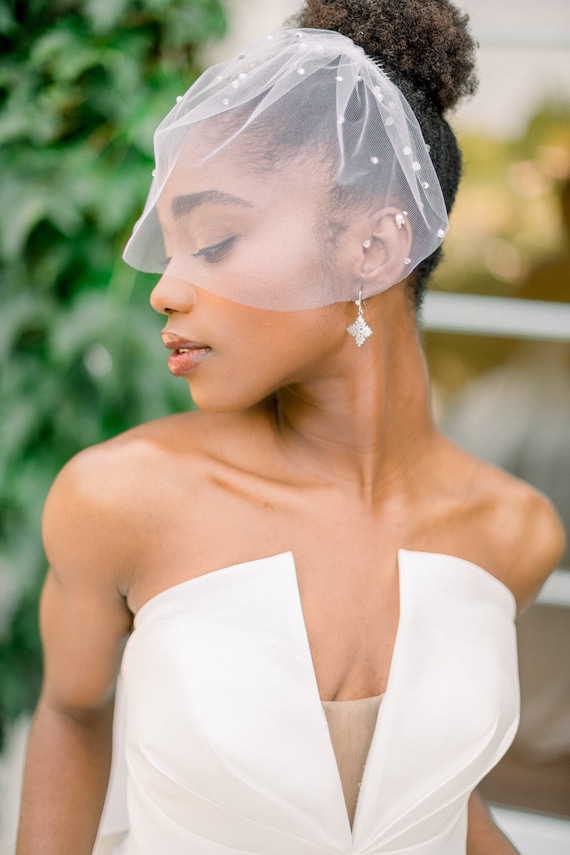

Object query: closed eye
[192,236,236,263]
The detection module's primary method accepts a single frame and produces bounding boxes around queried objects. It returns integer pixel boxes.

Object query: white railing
[422,293,570,342]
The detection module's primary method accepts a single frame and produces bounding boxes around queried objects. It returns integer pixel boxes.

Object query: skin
[16,153,565,855]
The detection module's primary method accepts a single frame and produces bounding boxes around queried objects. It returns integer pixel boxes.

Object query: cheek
[234,308,346,383]
[229,234,332,311]
[186,332,286,412]
[186,304,346,413]
[218,306,339,379]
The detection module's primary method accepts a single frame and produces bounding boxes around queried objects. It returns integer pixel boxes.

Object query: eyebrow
[171,190,253,219]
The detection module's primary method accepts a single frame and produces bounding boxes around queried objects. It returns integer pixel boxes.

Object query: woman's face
[150,145,363,411]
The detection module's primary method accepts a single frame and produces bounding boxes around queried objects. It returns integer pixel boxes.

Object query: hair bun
[294,0,478,112]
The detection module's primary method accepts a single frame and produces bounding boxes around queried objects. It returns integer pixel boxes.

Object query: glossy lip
[161,331,210,352]
[161,331,212,376]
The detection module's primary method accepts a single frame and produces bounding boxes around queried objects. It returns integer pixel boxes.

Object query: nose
[150,274,197,315]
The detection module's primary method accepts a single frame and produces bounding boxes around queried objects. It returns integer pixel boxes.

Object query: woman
[16,1,564,854]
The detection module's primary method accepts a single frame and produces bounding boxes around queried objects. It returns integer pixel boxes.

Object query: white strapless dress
[97,549,519,855]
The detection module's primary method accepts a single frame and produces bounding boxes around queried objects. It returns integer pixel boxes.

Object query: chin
[188,381,269,415]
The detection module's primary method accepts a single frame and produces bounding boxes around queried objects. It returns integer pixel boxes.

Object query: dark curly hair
[293,0,478,306]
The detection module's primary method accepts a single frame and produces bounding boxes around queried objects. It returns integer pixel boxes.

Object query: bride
[17,1,564,853]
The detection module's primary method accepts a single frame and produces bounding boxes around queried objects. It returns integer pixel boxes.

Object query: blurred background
[0,1,569,852]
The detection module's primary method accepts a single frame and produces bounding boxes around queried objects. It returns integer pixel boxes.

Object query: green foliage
[0,0,227,745]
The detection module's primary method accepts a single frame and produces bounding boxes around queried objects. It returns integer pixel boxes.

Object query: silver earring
[395,212,406,229]
[363,239,372,249]
[346,289,373,347]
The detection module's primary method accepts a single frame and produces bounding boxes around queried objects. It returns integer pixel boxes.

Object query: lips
[162,332,211,376]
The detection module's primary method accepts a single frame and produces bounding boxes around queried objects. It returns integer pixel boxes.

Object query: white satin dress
[97,549,519,855]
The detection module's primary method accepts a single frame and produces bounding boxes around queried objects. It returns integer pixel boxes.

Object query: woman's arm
[467,792,520,855]
[17,686,115,855]
[465,488,565,855]
[16,450,134,855]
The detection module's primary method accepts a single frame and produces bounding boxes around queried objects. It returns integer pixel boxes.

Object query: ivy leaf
[1,0,226,742]
[82,0,132,33]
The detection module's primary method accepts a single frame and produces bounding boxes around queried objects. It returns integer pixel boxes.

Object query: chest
[128,468,494,700]
[132,480,407,697]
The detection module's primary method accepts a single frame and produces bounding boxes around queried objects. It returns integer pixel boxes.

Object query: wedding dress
[95,549,519,854]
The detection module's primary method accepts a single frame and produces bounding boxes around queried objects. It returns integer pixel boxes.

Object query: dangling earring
[346,289,373,347]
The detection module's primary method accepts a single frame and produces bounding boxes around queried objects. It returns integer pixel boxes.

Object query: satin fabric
[114,549,519,854]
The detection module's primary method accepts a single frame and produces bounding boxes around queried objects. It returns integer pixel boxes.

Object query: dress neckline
[134,548,515,624]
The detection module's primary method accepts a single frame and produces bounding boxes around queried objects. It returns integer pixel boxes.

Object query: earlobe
[360,208,413,289]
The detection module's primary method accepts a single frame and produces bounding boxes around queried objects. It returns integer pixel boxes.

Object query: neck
[272,286,436,502]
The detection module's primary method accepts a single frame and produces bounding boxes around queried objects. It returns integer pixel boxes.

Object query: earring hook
[346,288,373,347]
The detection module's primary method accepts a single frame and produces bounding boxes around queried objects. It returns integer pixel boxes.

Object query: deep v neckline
[301,554,404,841]
[134,549,406,844]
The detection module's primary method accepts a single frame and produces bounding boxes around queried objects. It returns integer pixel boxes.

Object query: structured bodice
[118,550,519,855]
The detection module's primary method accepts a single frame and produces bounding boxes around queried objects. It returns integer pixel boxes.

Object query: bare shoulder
[38,414,217,713]
[488,466,565,607]
[440,440,566,610]
[47,410,216,502]
[43,412,213,585]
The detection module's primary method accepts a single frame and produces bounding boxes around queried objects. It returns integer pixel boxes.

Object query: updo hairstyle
[293,0,478,306]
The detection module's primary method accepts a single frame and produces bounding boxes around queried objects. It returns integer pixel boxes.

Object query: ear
[359,208,413,289]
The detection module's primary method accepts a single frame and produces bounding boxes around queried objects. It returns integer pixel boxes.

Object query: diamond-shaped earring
[346,289,373,347]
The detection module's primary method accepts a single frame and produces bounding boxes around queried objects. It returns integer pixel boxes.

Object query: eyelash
[192,236,236,262]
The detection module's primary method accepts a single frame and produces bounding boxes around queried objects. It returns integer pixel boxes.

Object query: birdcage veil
[123,27,449,310]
